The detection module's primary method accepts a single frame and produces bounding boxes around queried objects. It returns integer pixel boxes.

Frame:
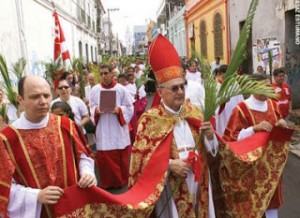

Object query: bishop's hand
[200,121,214,140]
[169,159,191,178]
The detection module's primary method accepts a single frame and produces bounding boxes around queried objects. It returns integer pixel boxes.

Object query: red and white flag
[53,11,70,64]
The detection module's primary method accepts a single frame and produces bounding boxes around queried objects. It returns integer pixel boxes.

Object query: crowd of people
[0,34,294,218]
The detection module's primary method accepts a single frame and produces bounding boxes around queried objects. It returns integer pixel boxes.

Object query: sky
[101,0,162,43]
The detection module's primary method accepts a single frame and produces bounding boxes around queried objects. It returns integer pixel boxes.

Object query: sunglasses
[161,83,185,92]
[58,86,70,90]
[100,71,110,76]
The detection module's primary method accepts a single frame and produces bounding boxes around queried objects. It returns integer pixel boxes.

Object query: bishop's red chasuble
[0,114,91,218]
[51,102,210,218]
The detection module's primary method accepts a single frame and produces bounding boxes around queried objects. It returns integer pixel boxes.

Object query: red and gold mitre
[148,34,182,84]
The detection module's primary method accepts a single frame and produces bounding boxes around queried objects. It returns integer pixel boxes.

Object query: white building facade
[0,0,104,76]
[168,6,187,57]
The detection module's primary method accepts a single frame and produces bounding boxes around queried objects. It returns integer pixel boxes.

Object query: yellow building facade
[184,0,230,64]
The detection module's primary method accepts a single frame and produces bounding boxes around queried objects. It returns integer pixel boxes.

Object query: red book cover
[100,90,116,113]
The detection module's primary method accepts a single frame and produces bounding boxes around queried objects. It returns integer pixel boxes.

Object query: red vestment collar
[101,80,117,89]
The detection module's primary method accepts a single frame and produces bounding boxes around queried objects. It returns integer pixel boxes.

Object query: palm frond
[44,59,63,82]
[90,64,100,84]
[71,57,85,98]
[221,75,276,103]
[221,0,259,93]
[0,104,7,121]
[72,57,84,73]
[12,57,26,80]
[135,74,155,90]
[0,54,18,108]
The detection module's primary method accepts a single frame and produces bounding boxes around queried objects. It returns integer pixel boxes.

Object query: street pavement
[279,153,300,218]
[279,119,300,218]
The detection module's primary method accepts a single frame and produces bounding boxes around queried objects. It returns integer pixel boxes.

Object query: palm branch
[135,73,155,90]
[12,57,26,80]
[0,54,18,108]
[44,59,63,83]
[90,64,100,84]
[0,104,7,121]
[195,0,268,121]
[204,73,278,120]
[72,57,85,98]
[219,0,259,94]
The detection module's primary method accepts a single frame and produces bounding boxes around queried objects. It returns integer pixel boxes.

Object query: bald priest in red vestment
[129,34,219,218]
[0,75,97,218]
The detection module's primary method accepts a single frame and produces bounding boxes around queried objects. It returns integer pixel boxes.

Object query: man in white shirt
[0,75,96,218]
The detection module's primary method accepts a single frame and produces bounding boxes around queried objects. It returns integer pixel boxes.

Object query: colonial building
[168,6,187,57]
[184,0,230,64]
[229,0,300,108]
[0,0,105,76]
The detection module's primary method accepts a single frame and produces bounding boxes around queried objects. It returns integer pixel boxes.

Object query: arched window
[95,47,97,62]
[85,43,89,63]
[78,41,82,57]
[91,45,93,62]
[213,13,223,58]
[200,20,207,58]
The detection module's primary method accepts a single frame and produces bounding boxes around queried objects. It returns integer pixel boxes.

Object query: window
[79,41,82,57]
[190,38,195,54]
[85,43,89,63]
[200,20,207,58]
[213,13,223,58]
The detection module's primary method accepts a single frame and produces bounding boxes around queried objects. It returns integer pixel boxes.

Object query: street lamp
[107,8,119,55]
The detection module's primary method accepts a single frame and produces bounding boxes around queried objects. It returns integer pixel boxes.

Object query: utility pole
[107,8,119,56]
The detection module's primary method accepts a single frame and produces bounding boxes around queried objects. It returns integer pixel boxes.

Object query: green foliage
[72,57,85,98]
[0,104,7,122]
[101,55,111,65]
[44,59,63,83]
[135,73,155,90]
[0,54,18,108]
[221,0,259,92]
[12,57,26,80]
[72,57,84,73]
[203,73,278,121]
[119,56,135,69]
[90,64,100,84]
